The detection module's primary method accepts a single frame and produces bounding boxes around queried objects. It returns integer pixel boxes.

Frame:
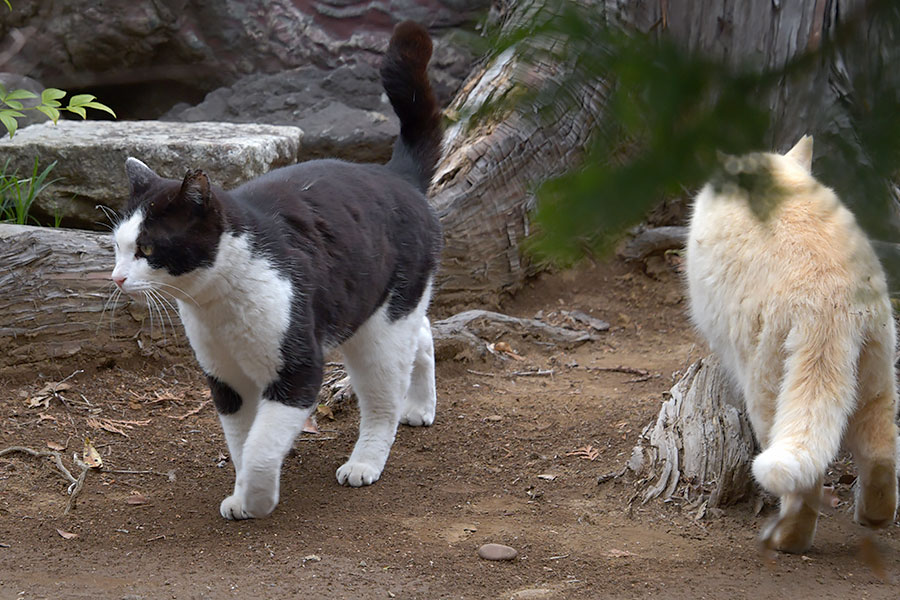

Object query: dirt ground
[1,258,898,600]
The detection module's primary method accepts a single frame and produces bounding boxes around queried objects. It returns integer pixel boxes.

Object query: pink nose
[113,275,126,288]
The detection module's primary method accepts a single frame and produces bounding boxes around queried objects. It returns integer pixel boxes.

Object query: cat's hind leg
[760,479,824,554]
[845,334,899,529]
[337,304,424,487]
[399,315,436,427]
[752,322,860,497]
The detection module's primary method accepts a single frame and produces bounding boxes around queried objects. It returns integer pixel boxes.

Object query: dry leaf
[86,417,151,437]
[822,486,841,510]
[493,341,526,361]
[56,529,78,540]
[565,445,600,461]
[125,491,149,505]
[46,441,65,451]
[26,396,50,410]
[604,548,635,558]
[27,382,73,409]
[167,399,210,421]
[82,437,103,469]
[302,415,319,434]
[316,404,335,421]
[38,413,57,423]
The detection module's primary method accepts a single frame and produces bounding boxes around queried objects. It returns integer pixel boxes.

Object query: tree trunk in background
[430,0,896,310]
[430,1,617,312]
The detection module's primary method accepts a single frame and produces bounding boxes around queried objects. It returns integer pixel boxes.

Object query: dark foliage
[491,0,900,266]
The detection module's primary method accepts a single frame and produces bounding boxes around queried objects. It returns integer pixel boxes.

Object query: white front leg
[218,401,258,474]
[219,399,314,520]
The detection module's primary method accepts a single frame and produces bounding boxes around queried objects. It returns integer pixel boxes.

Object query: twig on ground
[104,469,171,476]
[0,445,91,514]
[466,369,497,377]
[0,446,77,484]
[167,399,211,420]
[586,365,650,377]
[65,455,89,515]
[511,369,555,377]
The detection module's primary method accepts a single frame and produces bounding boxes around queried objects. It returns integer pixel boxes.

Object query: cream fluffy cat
[686,136,899,553]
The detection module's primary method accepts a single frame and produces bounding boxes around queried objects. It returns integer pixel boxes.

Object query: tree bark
[0,225,598,372]
[626,356,759,511]
[429,30,609,311]
[428,0,895,310]
[0,225,185,374]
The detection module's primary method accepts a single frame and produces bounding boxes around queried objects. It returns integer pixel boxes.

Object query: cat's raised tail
[751,319,860,496]
[381,21,443,193]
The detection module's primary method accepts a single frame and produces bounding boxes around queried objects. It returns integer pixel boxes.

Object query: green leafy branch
[0,85,116,138]
[491,0,900,263]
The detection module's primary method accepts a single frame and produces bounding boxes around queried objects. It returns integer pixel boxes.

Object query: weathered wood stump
[0,224,597,373]
[626,356,759,511]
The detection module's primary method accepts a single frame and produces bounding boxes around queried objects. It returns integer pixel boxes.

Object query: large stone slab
[0,120,303,229]
[162,62,398,163]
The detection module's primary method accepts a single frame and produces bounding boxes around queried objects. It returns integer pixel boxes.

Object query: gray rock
[477,543,518,561]
[0,120,302,229]
[3,1,486,117]
[162,62,397,163]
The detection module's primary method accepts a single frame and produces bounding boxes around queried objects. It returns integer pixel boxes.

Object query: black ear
[125,157,160,196]
[179,169,211,206]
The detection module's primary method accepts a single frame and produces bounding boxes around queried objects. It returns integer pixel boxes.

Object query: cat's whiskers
[97,285,123,334]
[147,287,179,339]
[141,288,171,344]
[153,281,201,307]
[96,204,121,230]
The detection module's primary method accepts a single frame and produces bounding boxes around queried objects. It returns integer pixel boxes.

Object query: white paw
[219,489,278,520]
[400,407,434,427]
[336,461,382,487]
[220,494,251,520]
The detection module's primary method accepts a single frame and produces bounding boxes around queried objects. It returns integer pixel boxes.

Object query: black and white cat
[110,21,443,520]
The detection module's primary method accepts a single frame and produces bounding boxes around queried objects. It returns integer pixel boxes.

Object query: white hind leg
[400,315,436,427]
[846,335,899,529]
[760,478,823,554]
[337,305,422,487]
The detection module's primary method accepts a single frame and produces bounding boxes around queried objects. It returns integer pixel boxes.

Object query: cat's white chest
[177,233,294,393]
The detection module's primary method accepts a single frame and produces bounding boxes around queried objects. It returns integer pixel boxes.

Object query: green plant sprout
[0,157,59,225]
[0,85,116,138]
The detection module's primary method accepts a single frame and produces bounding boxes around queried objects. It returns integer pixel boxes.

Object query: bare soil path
[1,259,897,599]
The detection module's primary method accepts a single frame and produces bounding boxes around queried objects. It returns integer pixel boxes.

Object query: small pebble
[478,543,518,561]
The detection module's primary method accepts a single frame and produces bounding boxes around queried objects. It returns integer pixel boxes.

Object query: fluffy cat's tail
[752,321,860,496]
[381,21,443,193]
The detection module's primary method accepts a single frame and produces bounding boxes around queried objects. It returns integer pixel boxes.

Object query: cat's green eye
[137,244,154,258]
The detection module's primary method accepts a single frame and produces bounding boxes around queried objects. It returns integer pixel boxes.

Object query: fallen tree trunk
[625,356,759,512]
[0,225,183,373]
[1,224,601,373]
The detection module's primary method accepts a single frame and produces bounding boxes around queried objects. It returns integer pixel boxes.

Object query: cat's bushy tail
[752,320,860,496]
[381,21,443,193]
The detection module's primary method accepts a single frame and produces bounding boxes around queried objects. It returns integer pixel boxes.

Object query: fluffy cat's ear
[179,169,212,207]
[125,157,160,196]
[785,135,814,172]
